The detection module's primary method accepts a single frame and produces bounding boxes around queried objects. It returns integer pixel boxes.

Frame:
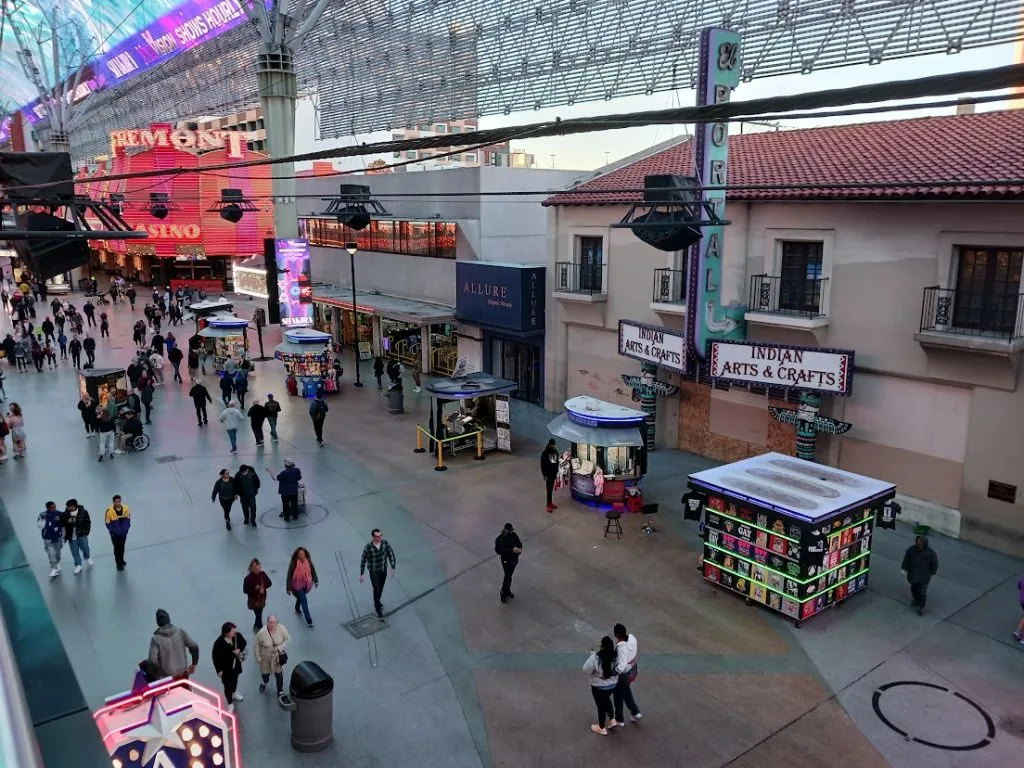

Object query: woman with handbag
[243,558,272,631]
[254,614,290,702]
[212,622,248,711]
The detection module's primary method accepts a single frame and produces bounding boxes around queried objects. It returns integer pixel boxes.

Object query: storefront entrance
[488,336,542,405]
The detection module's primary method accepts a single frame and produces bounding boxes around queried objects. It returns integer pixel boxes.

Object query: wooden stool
[604,509,623,539]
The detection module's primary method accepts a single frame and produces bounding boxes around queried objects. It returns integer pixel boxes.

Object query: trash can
[289,661,334,752]
[387,386,404,415]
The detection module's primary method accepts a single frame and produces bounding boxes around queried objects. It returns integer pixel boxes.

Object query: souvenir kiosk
[424,372,517,456]
[197,314,250,373]
[688,452,896,626]
[274,327,338,398]
[189,297,234,331]
[547,396,648,508]
[77,368,129,409]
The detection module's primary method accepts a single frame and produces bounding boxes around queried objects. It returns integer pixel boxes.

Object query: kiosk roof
[688,452,896,523]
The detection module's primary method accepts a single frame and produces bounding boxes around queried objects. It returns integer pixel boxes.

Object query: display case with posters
[198,314,250,372]
[425,373,517,455]
[274,327,338,397]
[78,368,128,409]
[687,453,896,626]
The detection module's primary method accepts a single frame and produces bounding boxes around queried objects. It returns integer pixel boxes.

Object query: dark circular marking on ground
[258,504,329,529]
[871,681,995,751]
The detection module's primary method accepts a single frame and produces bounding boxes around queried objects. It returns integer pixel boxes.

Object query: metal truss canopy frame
[42,0,1024,164]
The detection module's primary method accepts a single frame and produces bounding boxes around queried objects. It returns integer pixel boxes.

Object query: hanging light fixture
[149,192,175,220]
[208,188,259,223]
[611,175,729,251]
[321,184,390,231]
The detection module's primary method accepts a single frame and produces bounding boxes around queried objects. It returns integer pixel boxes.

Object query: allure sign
[111,124,247,159]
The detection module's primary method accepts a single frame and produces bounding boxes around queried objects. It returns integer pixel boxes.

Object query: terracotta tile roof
[543,110,1024,206]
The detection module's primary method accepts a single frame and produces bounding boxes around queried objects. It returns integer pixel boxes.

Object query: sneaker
[305,620,314,628]
[98,455,103,462]
[1014,631,1022,641]
[73,565,82,575]
[295,607,302,616]
[590,725,608,736]
[48,567,59,578]
[114,450,126,455]
[232,693,244,702]
[230,448,237,454]
[259,683,267,694]
[608,719,620,729]
[86,558,93,566]
[86,433,97,439]
[545,504,554,512]
[227,703,234,712]
[377,614,385,622]
[633,712,642,720]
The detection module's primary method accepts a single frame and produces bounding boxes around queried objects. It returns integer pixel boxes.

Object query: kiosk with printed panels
[275,327,338,398]
[687,453,896,626]
[198,314,250,373]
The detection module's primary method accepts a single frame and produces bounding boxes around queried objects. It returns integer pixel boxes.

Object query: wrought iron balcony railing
[920,286,1024,340]
[748,274,827,317]
[554,261,604,295]
[652,268,686,304]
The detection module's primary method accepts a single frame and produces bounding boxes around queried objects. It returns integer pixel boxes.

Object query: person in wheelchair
[114,410,146,454]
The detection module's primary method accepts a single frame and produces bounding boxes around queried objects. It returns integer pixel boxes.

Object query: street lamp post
[345,241,363,387]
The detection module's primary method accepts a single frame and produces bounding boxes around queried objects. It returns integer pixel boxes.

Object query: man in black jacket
[167,345,184,383]
[61,499,92,574]
[494,523,523,604]
[541,439,560,512]
[901,536,939,615]
[234,465,261,527]
[82,334,97,366]
[189,381,213,426]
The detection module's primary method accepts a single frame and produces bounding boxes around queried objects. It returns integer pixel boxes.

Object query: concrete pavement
[1,289,1023,768]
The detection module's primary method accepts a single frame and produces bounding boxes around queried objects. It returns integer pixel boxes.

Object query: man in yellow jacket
[104,495,131,571]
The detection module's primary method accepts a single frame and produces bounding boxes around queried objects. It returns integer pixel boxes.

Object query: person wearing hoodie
[148,609,199,680]
[583,636,620,736]
[189,380,213,427]
[60,499,92,575]
[309,393,328,447]
[264,394,281,442]
[77,394,98,437]
[247,401,267,447]
[234,465,261,527]
[901,535,939,615]
[219,373,235,407]
[104,495,131,571]
[38,501,65,578]
[212,468,238,530]
[233,370,249,408]
[139,380,155,424]
[218,399,244,453]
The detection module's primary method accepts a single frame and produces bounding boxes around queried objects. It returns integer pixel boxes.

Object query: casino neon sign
[111,126,247,160]
[132,223,203,240]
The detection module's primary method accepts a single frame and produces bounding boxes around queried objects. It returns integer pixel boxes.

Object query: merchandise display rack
[687,452,896,627]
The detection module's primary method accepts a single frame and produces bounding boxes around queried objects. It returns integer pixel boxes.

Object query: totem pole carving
[768,392,852,462]
[622,362,679,451]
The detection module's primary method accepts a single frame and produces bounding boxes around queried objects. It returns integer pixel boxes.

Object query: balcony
[744,274,829,330]
[915,286,1024,355]
[553,261,606,303]
[650,268,687,316]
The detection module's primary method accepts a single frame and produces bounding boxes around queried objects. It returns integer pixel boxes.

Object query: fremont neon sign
[111,126,246,160]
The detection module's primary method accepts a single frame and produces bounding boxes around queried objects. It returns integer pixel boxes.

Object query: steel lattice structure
[16,0,1024,163]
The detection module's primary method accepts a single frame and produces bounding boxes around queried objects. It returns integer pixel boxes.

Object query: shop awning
[426,372,517,400]
[313,284,454,325]
[199,326,248,338]
[547,414,645,447]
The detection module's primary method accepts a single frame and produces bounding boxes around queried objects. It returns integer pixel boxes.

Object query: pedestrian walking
[14,338,28,371]
[219,373,234,406]
[309,393,328,447]
[149,609,200,680]
[99,315,110,338]
[168,345,184,383]
[132,319,146,348]
[901,535,939,615]
[96,404,116,461]
[212,622,247,711]
[359,528,397,621]
[219,400,244,453]
[139,380,155,424]
[68,335,81,368]
[41,316,54,343]
[264,394,281,442]
[584,637,620,736]
[151,331,164,355]
[83,300,96,327]
[104,495,131,571]
[286,547,319,628]
[189,380,212,426]
[243,558,272,631]
[494,522,523,603]
[60,499,93,574]
[612,623,642,726]
[6,403,25,459]
[233,370,249,408]
[38,501,64,578]
[57,330,67,359]
[541,438,560,512]
[212,468,238,531]
[235,465,261,527]
[247,401,267,446]
[0,412,7,465]
[254,615,290,703]
[373,356,384,389]
[126,286,136,310]
[411,358,422,393]
[149,350,165,385]
[266,459,302,521]
[187,349,199,381]
[83,334,96,366]
[78,394,98,437]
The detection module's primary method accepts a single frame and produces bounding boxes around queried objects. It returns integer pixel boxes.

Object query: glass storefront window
[300,217,456,259]
[429,323,458,375]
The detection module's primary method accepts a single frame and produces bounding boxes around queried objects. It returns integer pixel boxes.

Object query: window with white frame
[778,241,824,314]
[577,235,604,292]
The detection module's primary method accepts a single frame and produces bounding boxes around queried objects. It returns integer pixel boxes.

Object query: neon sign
[132,223,203,240]
[276,239,314,327]
[112,126,247,160]
[93,678,240,768]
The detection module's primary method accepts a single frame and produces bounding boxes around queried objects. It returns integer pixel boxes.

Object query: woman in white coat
[254,614,290,701]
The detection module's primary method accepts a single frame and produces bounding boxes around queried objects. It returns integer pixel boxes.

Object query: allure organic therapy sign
[709,340,855,396]
[619,320,687,374]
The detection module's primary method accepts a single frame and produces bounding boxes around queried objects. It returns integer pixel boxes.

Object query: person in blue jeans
[60,499,92,575]
[218,400,244,454]
[38,501,64,578]
[286,547,318,628]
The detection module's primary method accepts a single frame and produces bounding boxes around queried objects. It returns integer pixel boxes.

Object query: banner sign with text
[709,340,854,396]
[619,320,687,374]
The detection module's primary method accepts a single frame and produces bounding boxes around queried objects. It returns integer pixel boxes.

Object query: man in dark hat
[494,522,523,604]
[148,609,200,680]
[901,535,939,615]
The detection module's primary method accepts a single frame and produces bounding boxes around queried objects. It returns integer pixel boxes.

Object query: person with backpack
[309,393,328,447]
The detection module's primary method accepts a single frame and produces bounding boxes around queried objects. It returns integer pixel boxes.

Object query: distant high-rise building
[184,109,266,152]
[391,119,535,171]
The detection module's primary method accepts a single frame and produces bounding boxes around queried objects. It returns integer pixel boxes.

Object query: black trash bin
[387,384,404,415]
[289,661,334,752]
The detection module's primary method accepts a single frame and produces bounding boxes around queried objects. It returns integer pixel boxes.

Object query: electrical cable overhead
[11,61,1024,193]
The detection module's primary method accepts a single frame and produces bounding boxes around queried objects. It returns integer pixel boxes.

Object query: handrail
[0,607,44,768]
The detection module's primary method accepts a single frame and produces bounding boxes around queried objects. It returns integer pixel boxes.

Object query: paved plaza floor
[2,291,1024,767]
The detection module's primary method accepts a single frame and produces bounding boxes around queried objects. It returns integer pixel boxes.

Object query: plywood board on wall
[709,387,768,446]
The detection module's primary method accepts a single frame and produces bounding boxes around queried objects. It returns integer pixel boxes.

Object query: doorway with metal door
[489,336,542,405]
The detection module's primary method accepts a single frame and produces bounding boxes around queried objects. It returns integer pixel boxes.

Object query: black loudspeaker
[0,152,75,203]
[643,175,700,203]
[629,174,704,251]
[13,211,89,280]
[335,184,371,230]
[264,238,281,325]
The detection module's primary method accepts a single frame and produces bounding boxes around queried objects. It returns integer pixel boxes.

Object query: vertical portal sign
[687,28,745,360]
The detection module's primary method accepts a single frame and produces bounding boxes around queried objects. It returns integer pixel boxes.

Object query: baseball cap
[503,522,514,531]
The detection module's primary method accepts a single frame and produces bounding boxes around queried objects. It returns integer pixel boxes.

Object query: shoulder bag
[271,632,288,667]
